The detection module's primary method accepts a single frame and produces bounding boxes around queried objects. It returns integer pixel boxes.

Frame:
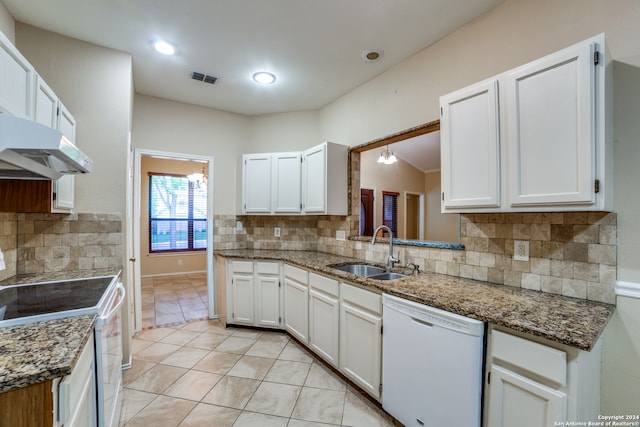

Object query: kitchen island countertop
[216,249,615,351]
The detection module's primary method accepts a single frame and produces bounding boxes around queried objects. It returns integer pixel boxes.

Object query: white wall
[132,94,249,215]
[15,23,133,214]
[0,1,13,42]
[248,110,321,153]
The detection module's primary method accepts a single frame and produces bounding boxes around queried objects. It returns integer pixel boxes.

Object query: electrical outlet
[514,240,529,262]
[178,259,183,266]
[274,227,281,237]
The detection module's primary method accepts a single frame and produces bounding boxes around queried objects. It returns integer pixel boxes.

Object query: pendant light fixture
[187,162,208,190]
[377,146,398,165]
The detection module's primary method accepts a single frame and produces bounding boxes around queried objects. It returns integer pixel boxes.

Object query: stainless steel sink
[330,263,386,276]
[368,272,408,281]
[330,263,407,280]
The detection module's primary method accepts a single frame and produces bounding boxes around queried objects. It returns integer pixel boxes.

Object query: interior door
[360,188,374,236]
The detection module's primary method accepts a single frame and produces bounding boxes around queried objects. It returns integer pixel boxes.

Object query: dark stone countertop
[0,315,96,393]
[215,249,614,351]
[0,269,120,394]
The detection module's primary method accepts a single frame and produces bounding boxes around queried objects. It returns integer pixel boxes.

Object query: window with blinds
[382,191,399,235]
[149,173,207,253]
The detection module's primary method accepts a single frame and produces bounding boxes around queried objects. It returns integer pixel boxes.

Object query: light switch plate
[274,227,281,237]
[514,240,530,262]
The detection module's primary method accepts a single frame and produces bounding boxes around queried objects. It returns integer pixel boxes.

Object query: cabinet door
[0,34,34,119]
[272,152,301,213]
[302,143,326,213]
[53,103,76,210]
[309,289,339,367]
[506,40,596,207]
[339,299,382,399]
[256,274,280,328]
[283,277,309,343]
[231,274,254,325]
[243,154,272,213]
[440,79,500,210]
[488,365,566,427]
[34,75,58,128]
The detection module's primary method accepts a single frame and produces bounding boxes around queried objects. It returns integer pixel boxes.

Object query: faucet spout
[371,225,399,269]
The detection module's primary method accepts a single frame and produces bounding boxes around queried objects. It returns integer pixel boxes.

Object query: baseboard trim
[615,281,640,299]
[141,270,206,278]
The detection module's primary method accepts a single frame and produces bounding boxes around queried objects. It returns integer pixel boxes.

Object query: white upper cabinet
[440,33,611,213]
[0,31,35,119]
[302,142,348,215]
[243,153,272,213]
[242,141,348,215]
[34,74,77,211]
[272,152,302,213]
[506,38,603,208]
[242,152,301,214]
[34,75,58,128]
[53,103,76,210]
[441,79,501,210]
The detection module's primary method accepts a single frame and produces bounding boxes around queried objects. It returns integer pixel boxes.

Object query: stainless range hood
[0,114,93,180]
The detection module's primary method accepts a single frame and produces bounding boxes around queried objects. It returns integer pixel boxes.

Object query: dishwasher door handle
[411,316,434,328]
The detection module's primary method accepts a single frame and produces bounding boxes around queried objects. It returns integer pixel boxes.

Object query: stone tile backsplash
[219,211,617,304]
[0,209,616,304]
[16,213,123,274]
[0,213,17,281]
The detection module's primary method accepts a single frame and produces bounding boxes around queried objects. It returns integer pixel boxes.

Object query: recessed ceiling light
[253,72,276,85]
[153,40,175,55]
[362,50,384,62]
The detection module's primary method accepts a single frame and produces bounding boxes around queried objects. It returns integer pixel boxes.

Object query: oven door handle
[103,282,126,320]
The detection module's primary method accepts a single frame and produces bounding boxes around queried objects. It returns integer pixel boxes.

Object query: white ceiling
[3,0,503,116]
[391,131,441,172]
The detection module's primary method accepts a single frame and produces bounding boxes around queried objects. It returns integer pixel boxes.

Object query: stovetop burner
[0,277,114,327]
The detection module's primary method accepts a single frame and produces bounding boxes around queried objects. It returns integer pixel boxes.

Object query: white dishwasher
[382,294,485,427]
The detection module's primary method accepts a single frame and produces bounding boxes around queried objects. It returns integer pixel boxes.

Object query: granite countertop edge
[0,314,96,394]
[215,249,615,352]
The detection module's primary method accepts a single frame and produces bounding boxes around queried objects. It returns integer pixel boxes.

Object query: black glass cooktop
[0,277,113,325]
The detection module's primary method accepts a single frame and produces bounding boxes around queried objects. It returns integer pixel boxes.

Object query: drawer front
[340,283,382,315]
[284,264,308,284]
[309,272,339,297]
[231,260,254,274]
[491,329,567,385]
[256,261,280,275]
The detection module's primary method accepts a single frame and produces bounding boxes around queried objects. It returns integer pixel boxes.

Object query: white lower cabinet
[485,325,602,427]
[56,331,97,427]
[308,273,340,367]
[488,365,566,427]
[283,264,309,343]
[228,260,281,328]
[339,283,382,400]
[255,262,281,328]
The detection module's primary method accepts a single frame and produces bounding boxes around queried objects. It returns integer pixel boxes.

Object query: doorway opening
[130,149,215,333]
[404,191,425,240]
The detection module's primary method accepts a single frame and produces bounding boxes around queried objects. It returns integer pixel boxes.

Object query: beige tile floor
[130,275,395,426]
[141,273,209,329]
[120,319,396,426]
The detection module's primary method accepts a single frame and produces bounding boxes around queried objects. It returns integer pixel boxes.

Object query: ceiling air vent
[191,71,218,85]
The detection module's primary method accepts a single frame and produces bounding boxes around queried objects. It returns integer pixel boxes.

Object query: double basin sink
[330,263,407,281]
